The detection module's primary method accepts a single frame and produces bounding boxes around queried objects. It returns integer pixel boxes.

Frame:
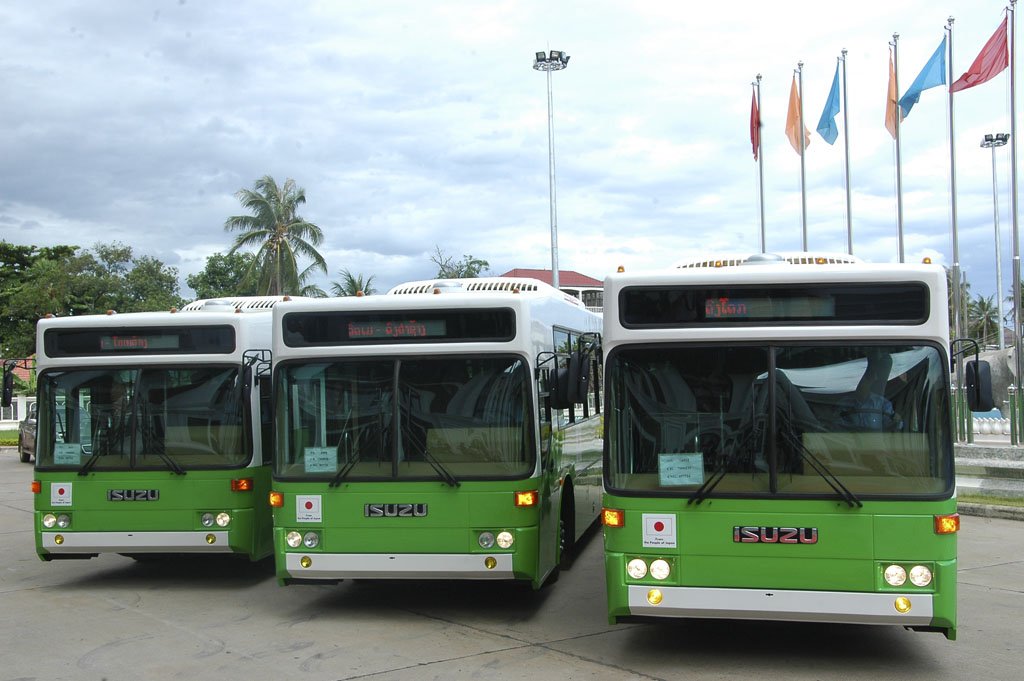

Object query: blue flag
[899,36,947,118]
[816,64,841,144]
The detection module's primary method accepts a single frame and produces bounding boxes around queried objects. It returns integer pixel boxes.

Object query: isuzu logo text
[107,489,160,501]
[733,526,818,544]
[364,503,428,518]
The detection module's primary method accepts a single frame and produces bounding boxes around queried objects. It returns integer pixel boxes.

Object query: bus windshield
[275,355,533,481]
[36,366,250,470]
[606,343,952,499]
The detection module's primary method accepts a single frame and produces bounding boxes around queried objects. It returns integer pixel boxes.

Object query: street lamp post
[982,132,1010,349]
[533,49,569,291]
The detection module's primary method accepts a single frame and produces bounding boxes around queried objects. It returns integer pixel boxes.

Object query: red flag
[950,16,1008,93]
[750,90,760,160]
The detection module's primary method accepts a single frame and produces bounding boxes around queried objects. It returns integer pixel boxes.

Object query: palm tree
[224,176,327,295]
[969,294,1000,347]
[331,268,377,297]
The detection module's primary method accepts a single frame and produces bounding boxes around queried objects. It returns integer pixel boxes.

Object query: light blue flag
[898,36,947,118]
[816,64,841,144]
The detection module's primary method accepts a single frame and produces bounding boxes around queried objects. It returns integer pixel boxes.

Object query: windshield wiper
[421,447,460,488]
[782,427,862,508]
[148,441,186,476]
[77,449,102,476]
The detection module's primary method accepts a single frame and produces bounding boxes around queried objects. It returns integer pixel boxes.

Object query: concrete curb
[957,502,1024,521]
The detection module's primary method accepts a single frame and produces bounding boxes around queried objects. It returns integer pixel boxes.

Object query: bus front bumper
[283,552,515,581]
[40,531,233,554]
[624,585,934,627]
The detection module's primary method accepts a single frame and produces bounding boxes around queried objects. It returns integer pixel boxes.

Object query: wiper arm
[149,441,186,475]
[328,446,360,488]
[688,460,727,506]
[783,427,862,508]
[77,449,102,476]
[421,447,460,488]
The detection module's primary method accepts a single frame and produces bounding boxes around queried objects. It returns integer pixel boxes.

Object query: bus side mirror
[241,365,253,404]
[549,365,574,410]
[1,365,14,408]
[964,360,994,412]
[572,350,589,403]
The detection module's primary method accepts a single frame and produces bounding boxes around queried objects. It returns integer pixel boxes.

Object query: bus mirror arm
[951,338,994,412]
[1,358,32,409]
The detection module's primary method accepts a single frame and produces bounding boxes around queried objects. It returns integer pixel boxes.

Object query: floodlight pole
[982,133,1010,349]
[533,50,569,290]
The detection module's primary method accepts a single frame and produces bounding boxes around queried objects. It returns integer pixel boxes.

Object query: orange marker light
[934,513,960,534]
[231,478,253,492]
[514,490,538,507]
[31,480,41,494]
[602,508,625,528]
[269,491,284,508]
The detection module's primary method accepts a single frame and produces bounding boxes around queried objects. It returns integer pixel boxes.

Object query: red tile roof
[500,269,602,288]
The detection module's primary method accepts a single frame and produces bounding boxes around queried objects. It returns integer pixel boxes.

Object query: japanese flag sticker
[642,513,676,548]
[51,483,73,507]
[296,495,322,523]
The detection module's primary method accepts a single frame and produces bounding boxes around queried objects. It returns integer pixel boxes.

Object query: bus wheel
[559,490,576,569]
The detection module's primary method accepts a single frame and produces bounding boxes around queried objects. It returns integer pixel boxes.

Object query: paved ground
[2,450,1023,680]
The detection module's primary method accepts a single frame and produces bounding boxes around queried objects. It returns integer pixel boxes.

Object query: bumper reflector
[646,589,663,605]
[894,596,912,613]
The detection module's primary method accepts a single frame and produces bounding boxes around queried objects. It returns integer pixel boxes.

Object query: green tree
[331,268,377,297]
[430,246,489,279]
[224,175,327,295]
[1,241,183,356]
[0,242,77,355]
[186,252,259,300]
[968,294,1001,346]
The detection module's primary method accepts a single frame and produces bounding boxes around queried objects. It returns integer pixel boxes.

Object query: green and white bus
[18,297,284,562]
[270,277,603,589]
[601,255,990,640]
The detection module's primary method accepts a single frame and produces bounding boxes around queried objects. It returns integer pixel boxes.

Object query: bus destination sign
[100,334,181,351]
[347,319,446,340]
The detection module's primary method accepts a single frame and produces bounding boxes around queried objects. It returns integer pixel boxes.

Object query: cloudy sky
[1,0,1018,301]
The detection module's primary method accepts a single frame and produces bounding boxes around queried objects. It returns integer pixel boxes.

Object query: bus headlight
[215,512,231,527]
[201,513,215,527]
[56,514,71,529]
[478,532,495,549]
[496,531,514,549]
[649,559,671,581]
[626,558,648,579]
[909,565,932,587]
[286,531,303,548]
[302,532,320,549]
[42,513,57,529]
[884,564,907,586]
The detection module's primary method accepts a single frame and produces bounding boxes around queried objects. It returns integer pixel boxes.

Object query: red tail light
[31,480,41,494]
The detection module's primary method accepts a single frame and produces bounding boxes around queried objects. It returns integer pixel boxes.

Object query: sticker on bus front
[642,513,676,548]
[50,483,73,507]
[296,495,322,523]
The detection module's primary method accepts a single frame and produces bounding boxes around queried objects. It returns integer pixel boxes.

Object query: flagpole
[797,61,808,251]
[841,49,853,254]
[1010,1,1022,401]
[756,74,766,253]
[892,34,906,262]
[948,16,964,345]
